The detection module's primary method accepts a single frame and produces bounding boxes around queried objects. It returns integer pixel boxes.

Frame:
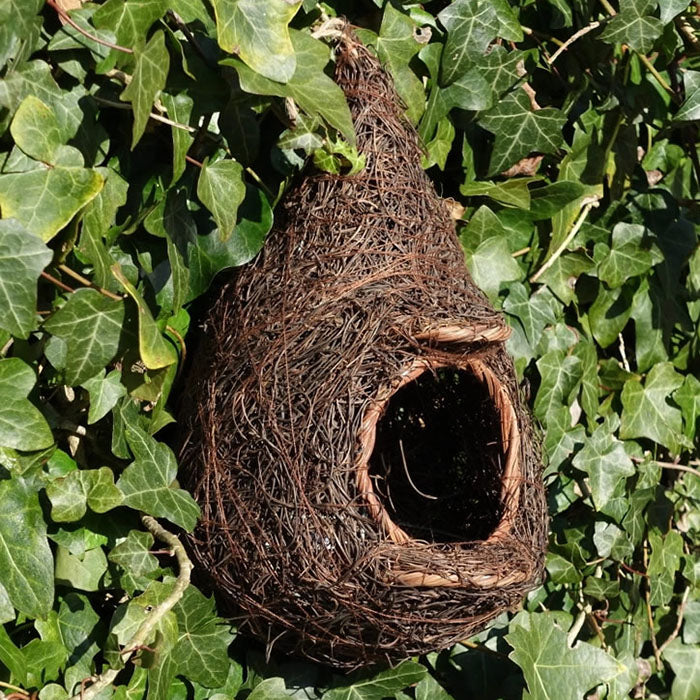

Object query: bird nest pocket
[178,28,548,669]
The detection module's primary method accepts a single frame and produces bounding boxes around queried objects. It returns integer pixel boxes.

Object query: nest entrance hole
[368,364,506,544]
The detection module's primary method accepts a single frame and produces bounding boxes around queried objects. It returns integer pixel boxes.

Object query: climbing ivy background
[0,0,698,698]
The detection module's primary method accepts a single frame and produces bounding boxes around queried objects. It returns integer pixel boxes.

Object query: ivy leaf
[620,362,688,454]
[663,639,700,700]
[529,181,588,220]
[647,530,683,606]
[437,0,500,86]
[161,91,194,185]
[46,467,123,522]
[120,30,170,148]
[197,160,246,242]
[0,218,53,338]
[82,369,127,424]
[538,252,593,305]
[674,84,700,122]
[507,612,627,700]
[593,521,633,560]
[0,358,53,451]
[675,374,700,441]
[248,678,289,700]
[600,0,664,54]
[324,661,427,700]
[226,30,354,142]
[0,167,104,242]
[0,476,54,619]
[464,235,522,300]
[572,418,635,510]
[187,186,273,299]
[211,0,300,83]
[117,426,200,531]
[108,530,158,580]
[10,95,63,164]
[43,288,125,386]
[596,223,661,288]
[460,178,533,209]
[479,90,566,175]
[111,265,177,370]
[376,4,425,123]
[503,283,561,347]
[173,586,234,687]
[93,0,167,49]
[533,350,582,425]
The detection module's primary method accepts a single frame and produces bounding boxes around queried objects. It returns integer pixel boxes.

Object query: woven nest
[179,29,548,668]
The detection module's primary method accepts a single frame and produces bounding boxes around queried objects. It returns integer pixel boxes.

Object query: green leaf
[572,420,635,510]
[537,252,593,305]
[324,661,427,700]
[620,362,688,454]
[173,586,234,686]
[414,674,453,700]
[0,624,27,685]
[647,530,683,606]
[248,678,289,700]
[676,374,700,441]
[93,0,167,49]
[663,639,700,700]
[10,95,63,164]
[187,186,273,299]
[0,167,104,242]
[120,30,170,148]
[0,218,53,338]
[588,282,634,348]
[111,265,177,370]
[54,545,108,592]
[0,358,53,451]
[675,85,700,122]
[533,350,581,425]
[108,530,158,579]
[23,639,68,687]
[503,284,561,347]
[529,181,588,220]
[117,426,200,531]
[82,369,127,424]
[507,612,628,700]
[46,467,123,522]
[437,0,500,86]
[460,178,534,209]
[596,223,661,288]
[376,4,425,123]
[479,90,566,175]
[197,160,246,241]
[600,0,664,54]
[0,476,54,619]
[161,92,194,185]
[43,288,126,385]
[226,30,354,141]
[464,235,522,300]
[211,0,301,83]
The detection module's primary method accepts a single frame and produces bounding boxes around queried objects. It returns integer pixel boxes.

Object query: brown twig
[185,154,203,168]
[46,0,133,54]
[620,561,649,578]
[58,264,123,301]
[658,588,690,656]
[0,681,30,697]
[548,21,601,64]
[631,456,700,480]
[72,516,192,700]
[41,270,75,294]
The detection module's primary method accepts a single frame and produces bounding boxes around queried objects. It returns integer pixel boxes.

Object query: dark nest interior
[178,25,548,669]
[368,365,505,544]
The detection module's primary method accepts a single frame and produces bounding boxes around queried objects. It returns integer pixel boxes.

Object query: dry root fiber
[179,29,548,668]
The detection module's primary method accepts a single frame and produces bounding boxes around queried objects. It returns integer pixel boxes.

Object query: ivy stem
[658,588,690,656]
[637,53,677,101]
[548,21,601,64]
[0,681,29,697]
[631,456,700,479]
[58,264,123,301]
[46,0,133,54]
[185,154,203,167]
[72,516,192,700]
[41,270,75,294]
[643,542,663,671]
[530,198,599,283]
